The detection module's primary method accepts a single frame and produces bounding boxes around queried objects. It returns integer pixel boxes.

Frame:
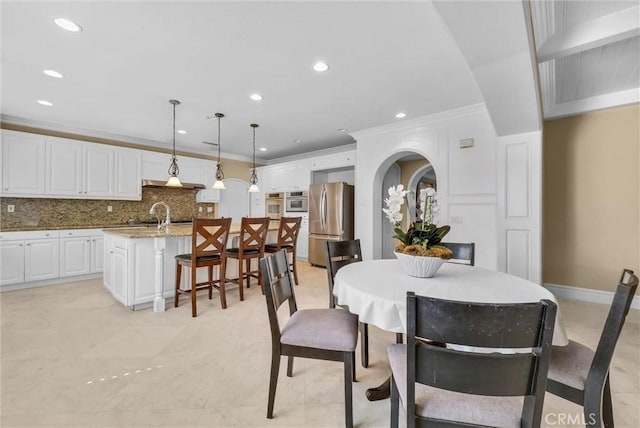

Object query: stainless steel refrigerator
[308,182,354,267]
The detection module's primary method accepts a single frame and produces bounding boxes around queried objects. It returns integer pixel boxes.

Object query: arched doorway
[378,153,437,259]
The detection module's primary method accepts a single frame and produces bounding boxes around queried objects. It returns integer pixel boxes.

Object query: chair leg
[291,250,299,285]
[352,351,356,381]
[602,376,614,428]
[360,322,369,368]
[191,267,197,318]
[390,374,399,428]
[208,265,213,299]
[174,262,182,308]
[258,255,265,295]
[267,353,280,419]
[237,257,244,301]
[218,261,227,309]
[245,258,251,288]
[286,356,294,377]
[584,380,604,428]
[343,352,354,428]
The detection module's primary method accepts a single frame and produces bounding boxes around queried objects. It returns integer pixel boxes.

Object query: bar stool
[264,216,302,285]
[225,217,270,300]
[175,217,232,317]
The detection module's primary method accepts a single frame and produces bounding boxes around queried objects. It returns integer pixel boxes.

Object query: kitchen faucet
[149,201,171,231]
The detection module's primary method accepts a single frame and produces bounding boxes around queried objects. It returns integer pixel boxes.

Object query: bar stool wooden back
[174,217,232,317]
[225,217,270,300]
[265,216,302,285]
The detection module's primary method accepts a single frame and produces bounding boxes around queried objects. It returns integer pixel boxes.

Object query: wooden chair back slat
[439,242,475,266]
[325,239,362,308]
[261,250,297,340]
[191,218,231,259]
[275,217,302,249]
[405,292,557,427]
[239,217,270,252]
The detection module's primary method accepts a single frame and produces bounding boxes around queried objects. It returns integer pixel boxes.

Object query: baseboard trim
[544,282,640,310]
[1,273,102,292]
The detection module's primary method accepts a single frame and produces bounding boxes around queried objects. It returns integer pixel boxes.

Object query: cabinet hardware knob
[26,243,30,246]
[19,244,23,247]
[110,251,114,254]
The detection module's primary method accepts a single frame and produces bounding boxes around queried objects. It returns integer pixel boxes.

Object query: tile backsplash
[0,187,216,231]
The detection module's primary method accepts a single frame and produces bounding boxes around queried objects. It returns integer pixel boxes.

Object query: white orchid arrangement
[383,185,452,258]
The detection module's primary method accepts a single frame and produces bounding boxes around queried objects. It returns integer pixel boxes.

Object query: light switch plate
[107,205,113,212]
[207,207,213,213]
[7,205,15,212]
[459,138,474,149]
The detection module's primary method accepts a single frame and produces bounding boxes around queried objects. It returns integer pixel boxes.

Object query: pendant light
[212,113,226,190]
[166,99,182,187]
[248,123,260,193]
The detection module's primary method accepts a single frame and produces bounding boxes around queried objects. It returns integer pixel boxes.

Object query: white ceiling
[2,1,637,161]
[1,1,482,160]
[531,0,639,119]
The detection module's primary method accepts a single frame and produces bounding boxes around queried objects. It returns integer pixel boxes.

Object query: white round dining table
[333,259,568,346]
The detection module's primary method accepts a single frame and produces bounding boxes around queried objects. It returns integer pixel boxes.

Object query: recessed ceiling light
[259,147,267,152]
[395,112,407,118]
[293,139,302,143]
[250,93,263,101]
[313,61,329,72]
[43,69,63,78]
[54,17,83,32]
[37,100,53,106]
[177,130,187,134]
[337,128,348,132]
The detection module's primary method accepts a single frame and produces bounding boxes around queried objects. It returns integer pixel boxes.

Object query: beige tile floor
[1,262,638,427]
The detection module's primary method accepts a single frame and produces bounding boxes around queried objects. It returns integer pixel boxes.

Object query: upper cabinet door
[114,148,141,200]
[46,137,84,196]
[84,144,115,197]
[1,130,46,195]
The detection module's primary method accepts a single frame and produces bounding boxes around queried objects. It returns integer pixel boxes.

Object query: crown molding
[0,114,258,163]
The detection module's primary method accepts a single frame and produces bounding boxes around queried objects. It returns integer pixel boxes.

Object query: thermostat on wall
[459,138,474,148]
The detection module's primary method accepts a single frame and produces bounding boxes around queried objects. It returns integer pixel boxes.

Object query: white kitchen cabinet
[60,236,91,277]
[46,138,83,196]
[91,236,104,273]
[24,237,59,282]
[1,130,46,195]
[59,229,105,277]
[115,148,142,200]
[310,150,356,171]
[142,151,171,181]
[0,240,25,285]
[46,137,115,198]
[84,144,115,197]
[297,216,309,261]
[109,246,128,306]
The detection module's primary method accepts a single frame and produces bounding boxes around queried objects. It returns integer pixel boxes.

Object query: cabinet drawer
[0,230,59,241]
[59,229,103,238]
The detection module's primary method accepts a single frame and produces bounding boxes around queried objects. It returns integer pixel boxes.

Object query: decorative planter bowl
[394,252,445,278]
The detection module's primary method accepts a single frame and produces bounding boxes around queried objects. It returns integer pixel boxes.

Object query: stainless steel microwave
[285,191,308,212]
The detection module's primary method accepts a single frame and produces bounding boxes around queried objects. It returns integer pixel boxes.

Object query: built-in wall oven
[286,191,308,213]
[265,192,284,219]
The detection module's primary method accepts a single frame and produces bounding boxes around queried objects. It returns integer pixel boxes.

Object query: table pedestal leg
[366,377,391,401]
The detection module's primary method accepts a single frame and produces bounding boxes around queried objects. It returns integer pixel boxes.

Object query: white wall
[352,104,499,270]
[352,103,543,282]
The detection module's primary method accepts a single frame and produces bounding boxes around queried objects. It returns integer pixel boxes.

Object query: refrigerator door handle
[320,186,327,231]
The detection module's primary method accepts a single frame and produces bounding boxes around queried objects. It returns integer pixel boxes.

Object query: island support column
[153,236,167,312]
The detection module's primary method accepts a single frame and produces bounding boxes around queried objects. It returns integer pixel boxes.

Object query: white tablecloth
[333,260,568,346]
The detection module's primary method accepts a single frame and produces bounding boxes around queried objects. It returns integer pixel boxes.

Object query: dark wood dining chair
[260,249,358,428]
[389,292,556,428]
[225,216,270,300]
[264,216,302,285]
[174,217,232,317]
[546,269,638,428]
[325,239,370,368]
[439,241,475,265]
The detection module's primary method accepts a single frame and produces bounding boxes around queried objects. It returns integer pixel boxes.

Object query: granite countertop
[102,220,281,238]
[0,220,196,232]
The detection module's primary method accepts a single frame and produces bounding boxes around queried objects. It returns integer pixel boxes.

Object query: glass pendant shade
[249,123,260,193]
[166,99,182,187]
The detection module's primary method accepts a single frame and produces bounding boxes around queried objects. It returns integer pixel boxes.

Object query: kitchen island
[102,221,279,312]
